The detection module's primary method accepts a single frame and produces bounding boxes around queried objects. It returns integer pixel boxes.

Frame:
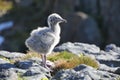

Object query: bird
[25,13,66,69]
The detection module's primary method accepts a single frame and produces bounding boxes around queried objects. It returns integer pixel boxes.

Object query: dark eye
[50,19,53,22]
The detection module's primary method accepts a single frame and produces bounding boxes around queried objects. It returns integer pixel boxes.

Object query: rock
[28,57,55,69]
[52,64,118,80]
[73,64,94,71]
[96,51,120,68]
[14,57,54,79]
[98,59,120,67]
[0,51,25,59]
[0,69,18,80]
[115,68,120,75]
[61,12,102,46]
[0,59,15,69]
[13,68,27,74]
[15,57,55,69]
[99,64,120,75]
[105,44,120,54]
[23,66,51,79]
[54,42,100,55]
[21,58,53,79]
[52,69,89,80]
[15,60,33,69]
[96,50,118,60]
[99,64,118,73]
[0,44,120,79]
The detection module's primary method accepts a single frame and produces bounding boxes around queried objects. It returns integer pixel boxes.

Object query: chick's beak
[61,19,67,23]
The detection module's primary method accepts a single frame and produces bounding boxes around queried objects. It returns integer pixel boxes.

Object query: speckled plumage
[25,13,66,68]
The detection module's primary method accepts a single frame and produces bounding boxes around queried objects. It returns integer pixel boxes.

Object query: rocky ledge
[0,42,120,80]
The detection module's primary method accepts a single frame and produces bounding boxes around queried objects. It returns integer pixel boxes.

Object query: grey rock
[99,64,120,75]
[96,50,118,60]
[61,12,102,45]
[28,57,55,68]
[98,59,120,67]
[0,51,25,59]
[15,60,33,69]
[0,69,18,80]
[24,66,51,78]
[54,42,100,55]
[99,64,118,73]
[52,69,88,80]
[12,68,27,74]
[52,64,118,80]
[14,57,53,79]
[115,68,120,75]
[0,59,15,69]
[15,57,55,69]
[0,44,120,79]
[96,50,120,67]
[105,44,120,54]
[74,64,94,71]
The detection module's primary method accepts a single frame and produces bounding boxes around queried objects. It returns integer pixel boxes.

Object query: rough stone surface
[0,42,120,79]
[105,44,120,54]
[0,52,53,80]
[0,69,18,80]
[52,64,118,80]
[28,57,55,69]
[115,68,120,75]
[0,59,15,69]
[0,51,25,59]
[24,66,51,78]
[96,44,120,68]
[15,60,33,69]
[54,42,100,55]
[99,64,118,73]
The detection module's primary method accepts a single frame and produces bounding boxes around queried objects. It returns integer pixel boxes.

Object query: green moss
[47,51,77,61]
[41,77,49,80]
[78,55,99,69]
[0,56,10,62]
[47,51,99,69]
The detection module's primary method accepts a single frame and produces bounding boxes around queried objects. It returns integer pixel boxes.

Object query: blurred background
[0,0,120,52]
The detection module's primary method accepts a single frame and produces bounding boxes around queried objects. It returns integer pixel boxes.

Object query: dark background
[0,0,120,52]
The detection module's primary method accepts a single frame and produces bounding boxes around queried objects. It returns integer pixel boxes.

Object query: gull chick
[25,13,66,68]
